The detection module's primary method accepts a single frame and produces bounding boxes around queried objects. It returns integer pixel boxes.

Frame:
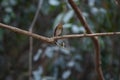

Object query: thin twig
[53,32,120,40]
[68,0,104,80]
[28,0,43,80]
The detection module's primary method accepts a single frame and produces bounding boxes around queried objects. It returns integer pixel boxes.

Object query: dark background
[0,0,120,80]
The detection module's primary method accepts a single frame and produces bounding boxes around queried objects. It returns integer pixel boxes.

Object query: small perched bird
[53,23,65,47]
[54,23,63,37]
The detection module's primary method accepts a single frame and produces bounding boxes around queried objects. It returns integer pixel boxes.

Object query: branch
[53,32,120,40]
[0,23,120,40]
[1,23,120,41]
[0,23,54,43]
[115,0,120,6]
[68,0,104,80]
[29,0,43,31]
[28,0,43,80]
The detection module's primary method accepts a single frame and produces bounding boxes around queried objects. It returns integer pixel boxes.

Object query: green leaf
[63,10,74,23]
[48,0,60,6]
[3,14,11,23]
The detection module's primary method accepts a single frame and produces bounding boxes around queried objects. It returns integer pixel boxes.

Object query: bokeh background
[0,0,120,80]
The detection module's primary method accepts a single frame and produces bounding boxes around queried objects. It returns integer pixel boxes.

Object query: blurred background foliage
[0,0,120,80]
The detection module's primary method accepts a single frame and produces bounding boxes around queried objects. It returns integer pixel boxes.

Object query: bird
[53,23,64,47]
[54,23,63,37]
